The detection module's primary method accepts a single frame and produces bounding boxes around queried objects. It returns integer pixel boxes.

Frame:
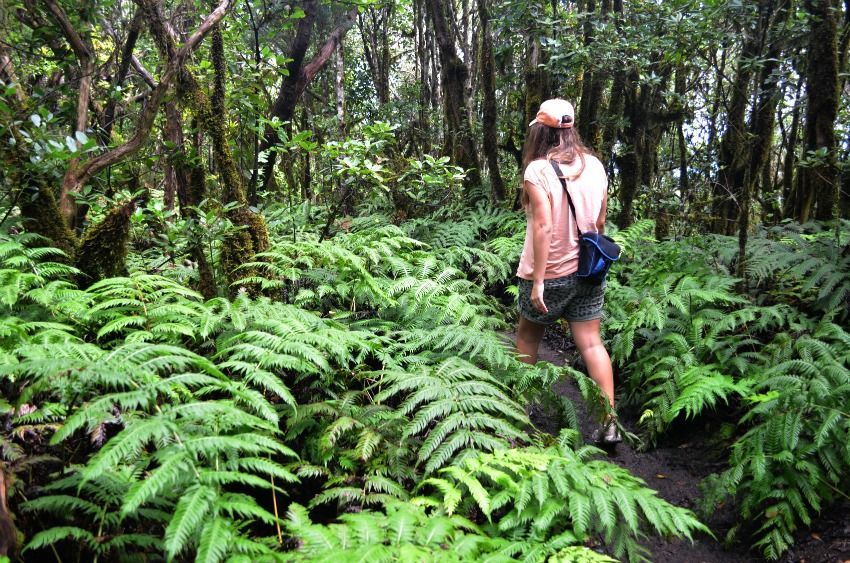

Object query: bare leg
[568,318,614,408]
[516,316,546,364]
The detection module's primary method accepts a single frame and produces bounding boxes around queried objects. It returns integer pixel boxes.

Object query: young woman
[515,98,620,444]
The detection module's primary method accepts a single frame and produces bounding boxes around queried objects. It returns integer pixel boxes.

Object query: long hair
[520,119,592,206]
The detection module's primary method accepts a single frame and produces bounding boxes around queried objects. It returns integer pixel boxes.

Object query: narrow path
[525,329,749,563]
[526,329,850,563]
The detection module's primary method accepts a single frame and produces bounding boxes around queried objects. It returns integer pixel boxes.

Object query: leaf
[164,484,216,559]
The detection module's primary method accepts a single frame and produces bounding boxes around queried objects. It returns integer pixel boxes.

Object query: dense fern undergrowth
[1,199,848,561]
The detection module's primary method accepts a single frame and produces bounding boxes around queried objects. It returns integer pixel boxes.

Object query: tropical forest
[0,0,848,561]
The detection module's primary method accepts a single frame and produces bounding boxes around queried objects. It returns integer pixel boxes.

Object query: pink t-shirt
[516,155,608,280]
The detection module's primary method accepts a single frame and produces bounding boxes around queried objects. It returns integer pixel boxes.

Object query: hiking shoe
[592,420,622,444]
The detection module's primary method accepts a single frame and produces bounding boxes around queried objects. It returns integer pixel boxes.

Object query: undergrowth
[604,219,850,558]
[3,208,847,561]
[0,212,705,563]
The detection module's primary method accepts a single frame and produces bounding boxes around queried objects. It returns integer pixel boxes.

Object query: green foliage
[0,229,77,309]
[702,319,850,559]
[605,221,850,559]
[0,208,715,561]
[420,433,708,563]
[282,500,617,562]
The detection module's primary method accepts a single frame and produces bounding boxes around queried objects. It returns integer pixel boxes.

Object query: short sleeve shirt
[516,155,608,280]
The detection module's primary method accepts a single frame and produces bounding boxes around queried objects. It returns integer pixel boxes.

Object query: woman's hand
[531,280,548,313]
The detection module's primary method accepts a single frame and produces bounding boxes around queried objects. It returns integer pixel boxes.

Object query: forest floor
[520,327,850,563]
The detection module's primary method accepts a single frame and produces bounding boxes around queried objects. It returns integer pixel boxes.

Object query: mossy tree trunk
[578,0,606,149]
[209,24,270,292]
[841,129,850,219]
[799,0,840,222]
[738,0,790,279]
[781,76,803,220]
[712,1,768,235]
[425,0,482,191]
[75,199,138,287]
[143,0,268,294]
[476,0,505,202]
[164,102,217,299]
[614,65,672,229]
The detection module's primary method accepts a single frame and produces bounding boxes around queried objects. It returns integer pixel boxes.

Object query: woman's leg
[568,318,614,407]
[516,316,546,364]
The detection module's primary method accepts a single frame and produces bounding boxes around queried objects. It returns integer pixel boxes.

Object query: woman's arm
[526,179,552,313]
[596,190,607,234]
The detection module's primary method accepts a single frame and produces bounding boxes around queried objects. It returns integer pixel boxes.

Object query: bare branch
[71,0,235,190]
[131,55,156,88]
[298,8,358,96]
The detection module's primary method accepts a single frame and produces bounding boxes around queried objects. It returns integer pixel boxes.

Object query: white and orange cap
[528,98,575,128]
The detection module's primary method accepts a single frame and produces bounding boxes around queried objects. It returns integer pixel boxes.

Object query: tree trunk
[209,24,269,292]
[782,76,804,219]
[745,0,789,226]
[43,0,95,227]
[523,34,549,128]
[713,1,771,235]
[800,0,840,222]
[425,0,482,189]
[414,0,431,153]
[358,5,393,104]
[164,102,217,298]
[252,5,358,197]
[476,0,505,201]
[614,64,671,229]
[578,0,606,147]
[599,0,624,167]
[335,38,345,137]
[676,68,690,227]
[101,9,144,144]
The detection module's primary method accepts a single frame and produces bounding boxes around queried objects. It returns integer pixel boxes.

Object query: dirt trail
[526,329,850,563]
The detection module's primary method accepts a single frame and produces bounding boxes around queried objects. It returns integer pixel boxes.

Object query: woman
[515,98,620,444]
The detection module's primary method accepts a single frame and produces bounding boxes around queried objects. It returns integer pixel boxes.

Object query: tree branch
[251,5,358,196]
[71,0,235,190]
[298,8,357,98]
[131,55,156,88]
[43,0,96,222]
[43,0,92,63]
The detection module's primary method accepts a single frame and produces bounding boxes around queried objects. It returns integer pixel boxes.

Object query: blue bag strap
[549,160,582,238]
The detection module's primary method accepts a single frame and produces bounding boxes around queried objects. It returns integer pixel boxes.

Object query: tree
[251,3,358,199]
[477,0,506,201]
[425,0,482,190]
[798,0,841,222]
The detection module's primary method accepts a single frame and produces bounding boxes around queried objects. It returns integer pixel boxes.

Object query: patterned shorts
[517,274,605,325]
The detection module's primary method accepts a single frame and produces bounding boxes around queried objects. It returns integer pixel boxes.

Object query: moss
[19,185,78,260]
[74,200,135,288]
[3,113,77,259]
[220,206,270,297]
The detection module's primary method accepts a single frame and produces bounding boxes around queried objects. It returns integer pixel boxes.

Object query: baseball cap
[528,99,575,128]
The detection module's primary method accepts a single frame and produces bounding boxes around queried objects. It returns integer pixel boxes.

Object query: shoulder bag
[550,160,620,285]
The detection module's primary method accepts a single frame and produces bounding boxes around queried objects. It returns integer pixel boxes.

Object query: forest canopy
[0,0,848,561]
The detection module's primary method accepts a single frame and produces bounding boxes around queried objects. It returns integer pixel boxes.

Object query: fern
[420,434,709,562]
[373,357,530,474]
[702,319,850,559]
[281,499,617,562]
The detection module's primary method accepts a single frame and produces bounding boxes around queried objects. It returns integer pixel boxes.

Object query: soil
[522,327,850,563]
